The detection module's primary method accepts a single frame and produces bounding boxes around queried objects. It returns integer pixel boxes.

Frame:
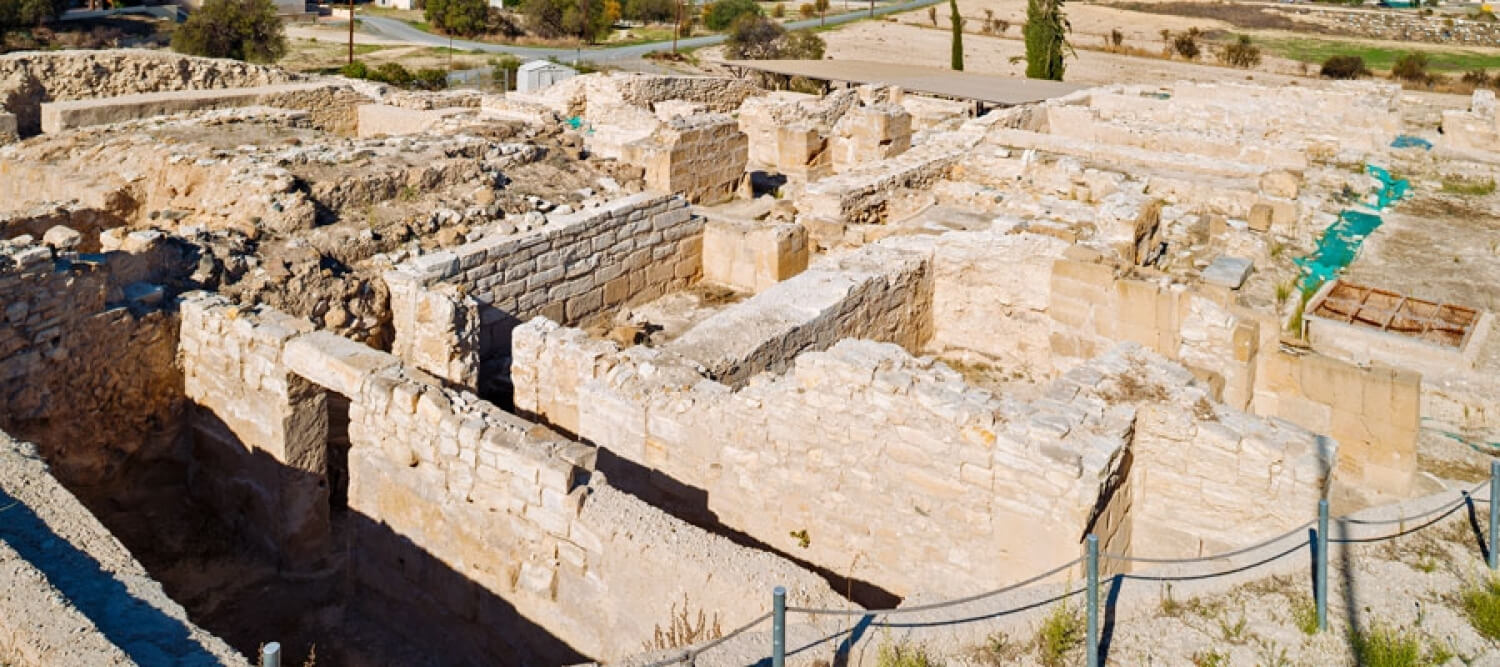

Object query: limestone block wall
[385,193,701,377]
[39,82,356,134]
[1252,349,1419,494]
[514,324,1136,598]
[1124,365,1330,559]
[0,235,187,488]
[794,138,968,228]
[700,216,809,294]
[177,298,847,661]
[828,103,913,173]
[665,236,934,387]
[0,433,247,667]
[356,103,471,138]
[1047,255,1260,410]
[177,293,332,569]
[1041,104,1308,173]
[927,231,1072,370]
[382,277,480,389]
[623,113,748,205]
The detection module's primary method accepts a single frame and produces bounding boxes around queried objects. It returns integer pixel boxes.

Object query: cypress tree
[1023,0,1070,81]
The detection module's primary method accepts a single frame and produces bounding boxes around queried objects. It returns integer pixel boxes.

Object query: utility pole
[672,0,680,53]
[347,0,355,64]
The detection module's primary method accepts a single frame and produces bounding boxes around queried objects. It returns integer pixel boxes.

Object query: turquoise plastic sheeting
[1292,165,1409,294]
[1391,135,1433,151]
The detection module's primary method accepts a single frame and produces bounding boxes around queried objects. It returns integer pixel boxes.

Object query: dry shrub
[1320,55,1369,79]
[644,595,723,651]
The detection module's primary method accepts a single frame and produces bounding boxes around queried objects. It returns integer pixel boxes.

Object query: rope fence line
[641,472,1499,666]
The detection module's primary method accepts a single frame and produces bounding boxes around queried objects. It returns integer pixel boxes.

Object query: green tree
[425,0,490,36]
[0,0,69,29]
[1022,0,1070,80]
[521,0,612,40]
[171,0,287,63]
[948,0,962,71]
[724,14,822,89]
[623,0,675,22]
[705,0,759,30]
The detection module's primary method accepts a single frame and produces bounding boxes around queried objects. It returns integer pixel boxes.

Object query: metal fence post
[1086,534,1099,667]
[261,642,281,667]
[772,586,786,667]
[1316,499,1328,632]
[1490,460,1499,570]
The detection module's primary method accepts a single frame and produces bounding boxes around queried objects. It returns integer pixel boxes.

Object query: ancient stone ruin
[1,48,1498,666]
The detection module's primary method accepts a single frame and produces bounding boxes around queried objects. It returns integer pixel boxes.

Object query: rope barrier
[669,479,1493,662]
[1330,496,1472,544]
[785,556,1084,618]
[1101,520,1314,565]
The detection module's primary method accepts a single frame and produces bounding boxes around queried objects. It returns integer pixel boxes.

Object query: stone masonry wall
[1252,348,1419,495]
[385,192,701,382]
[664,236,934,387]
[623,113,748,205]
[514,326,1134,598]
[175,298,846,661]
[177,293,332,569]
[0,49,302,135]
[0,235,186,489]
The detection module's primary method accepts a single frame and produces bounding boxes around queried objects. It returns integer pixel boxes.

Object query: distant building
[373,0,417,9]
[516,60,576,93]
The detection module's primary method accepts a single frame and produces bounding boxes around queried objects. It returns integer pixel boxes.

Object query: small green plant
[1218,613,1250,644]
[1036,602,1084,667]
[1192,650,1227,667]
[970,632,1024,666]
[398,185,420,202]
[1275,279,1293,306]
[1290,593,1318,635]
[877,640,943,667]
[1160,583,1184,617]
[1348,623,1426,667]
[1441,176,1497,196]
[1461,576,1500,640]
[340,60,370,79]
[790,529,810,548]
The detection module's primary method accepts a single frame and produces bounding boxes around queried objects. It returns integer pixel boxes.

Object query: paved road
[357,0,943,62]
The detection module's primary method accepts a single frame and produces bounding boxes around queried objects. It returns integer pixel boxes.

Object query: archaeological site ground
[4,35,1500,667]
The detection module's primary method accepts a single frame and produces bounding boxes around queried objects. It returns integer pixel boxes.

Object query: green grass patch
[1290,594,1318,636]
[1262,37,1500,73]
[1462,576,1500,640]
[1348,623,1449,667]
[877,640,944,667]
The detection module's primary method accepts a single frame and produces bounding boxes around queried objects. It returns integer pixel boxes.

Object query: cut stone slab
[1202,256,1253,290]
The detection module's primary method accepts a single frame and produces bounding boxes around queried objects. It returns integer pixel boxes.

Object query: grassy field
[1251,37,1500,73]
[280,39,492,73]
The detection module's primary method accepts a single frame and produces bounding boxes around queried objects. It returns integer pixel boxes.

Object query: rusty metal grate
[1310,280,1480,350]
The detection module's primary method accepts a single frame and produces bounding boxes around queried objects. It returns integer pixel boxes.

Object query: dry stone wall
[623,113,748,205]
[0,235,186,488]
[174,297,845,661]
[0,49,302,136]
[665,236,934,387]
[178,293,332,569]
[386,192,701,381]
[514,325,1138,597]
